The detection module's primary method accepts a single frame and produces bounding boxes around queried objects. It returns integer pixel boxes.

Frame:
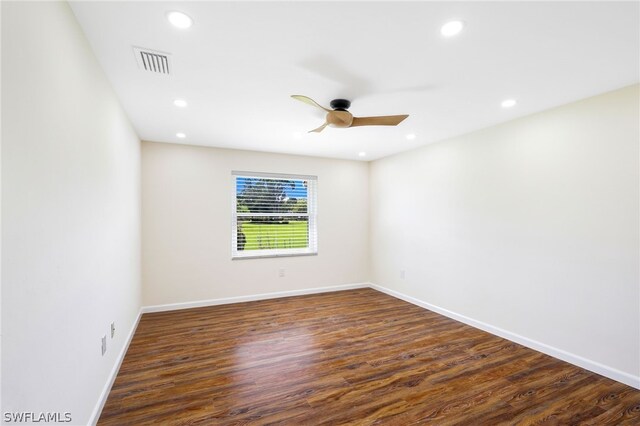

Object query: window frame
[231,171,318,260]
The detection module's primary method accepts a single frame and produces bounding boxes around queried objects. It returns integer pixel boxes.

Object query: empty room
[2,1,639,425]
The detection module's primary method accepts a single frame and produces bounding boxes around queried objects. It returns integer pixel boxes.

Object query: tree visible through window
[232,172,317,258]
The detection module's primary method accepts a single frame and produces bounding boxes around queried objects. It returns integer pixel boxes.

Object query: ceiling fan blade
[291,95,331,112]
[350,115,409,127]
[326,110,353,128]
[308,122,328,133]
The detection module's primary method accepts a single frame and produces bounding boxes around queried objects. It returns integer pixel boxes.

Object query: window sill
[231,252,318,260]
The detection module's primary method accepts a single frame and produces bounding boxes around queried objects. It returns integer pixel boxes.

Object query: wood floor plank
[98,288,640,425]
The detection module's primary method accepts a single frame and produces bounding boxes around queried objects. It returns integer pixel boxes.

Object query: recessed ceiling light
[441,20,464,37]
[358,152,366,157]
[173,99,187,108]
[501,99,517,108]
[176,132,186,138]
[167,11,193,29]
[406,133,416,140]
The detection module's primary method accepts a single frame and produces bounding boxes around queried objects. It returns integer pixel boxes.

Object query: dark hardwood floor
[98,288,640,425]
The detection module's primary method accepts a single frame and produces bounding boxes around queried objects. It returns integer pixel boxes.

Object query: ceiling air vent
[133,47,171,75]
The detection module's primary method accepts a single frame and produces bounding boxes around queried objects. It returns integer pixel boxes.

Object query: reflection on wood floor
[99,288,640,425]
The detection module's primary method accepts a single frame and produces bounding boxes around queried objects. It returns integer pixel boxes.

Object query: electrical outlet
[278,268,285,277]
[400,269,406,280]
[110,322,115,339]
[101,335,107,356]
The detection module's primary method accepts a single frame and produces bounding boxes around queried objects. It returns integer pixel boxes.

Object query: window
[232,171,317,259]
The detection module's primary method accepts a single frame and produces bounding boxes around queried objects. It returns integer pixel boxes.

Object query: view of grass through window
[236,176,309,251]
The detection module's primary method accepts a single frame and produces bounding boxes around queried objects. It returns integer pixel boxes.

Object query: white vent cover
[132,47,171,75]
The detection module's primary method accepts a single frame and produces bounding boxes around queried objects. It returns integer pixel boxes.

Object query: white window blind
[232,171,317,259]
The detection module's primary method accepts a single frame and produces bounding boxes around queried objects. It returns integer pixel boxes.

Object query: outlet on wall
[101,335,107,356]
[278,268,285,278]
[110,322,115,339]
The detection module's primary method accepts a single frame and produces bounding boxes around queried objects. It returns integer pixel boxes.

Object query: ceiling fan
[291,95,409,133]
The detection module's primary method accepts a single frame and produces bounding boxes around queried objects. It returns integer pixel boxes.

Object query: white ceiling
[70,1,639,161]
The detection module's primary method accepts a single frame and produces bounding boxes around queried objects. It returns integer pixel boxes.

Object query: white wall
[370,84,640,386]
[2,2,141,424]
[0,0,4,415]
[142,142,369,307]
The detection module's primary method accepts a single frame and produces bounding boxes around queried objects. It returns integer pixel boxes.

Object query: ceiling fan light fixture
[441,20,464,37]
[167,11,193,29]
[291,95,409,132]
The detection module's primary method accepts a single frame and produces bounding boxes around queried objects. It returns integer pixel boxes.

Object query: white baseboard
[369,283,640,390]
[89,309,142,426]
[141,282,370,314]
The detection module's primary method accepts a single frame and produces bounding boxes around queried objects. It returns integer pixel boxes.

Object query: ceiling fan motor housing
[330,99,351,111]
